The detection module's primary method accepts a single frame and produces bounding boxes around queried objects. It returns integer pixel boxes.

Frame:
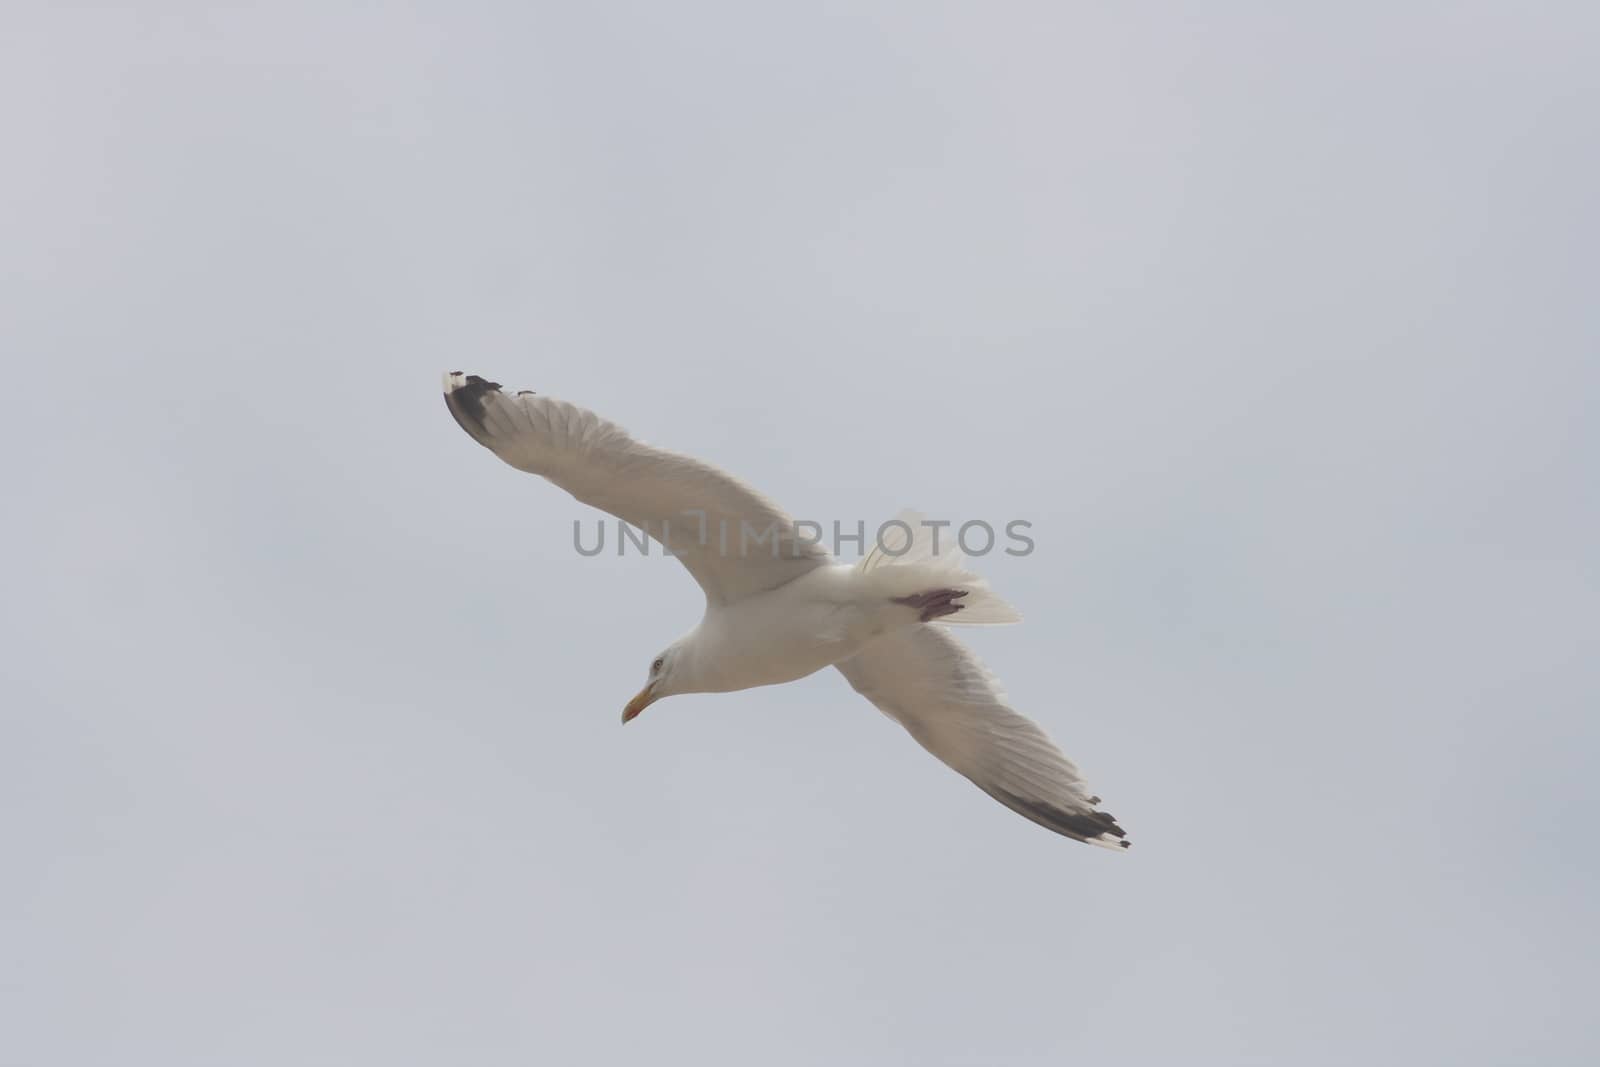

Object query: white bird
[443,371,1130,849]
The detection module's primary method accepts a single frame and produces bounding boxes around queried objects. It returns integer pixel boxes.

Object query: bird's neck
[667,628,736,695]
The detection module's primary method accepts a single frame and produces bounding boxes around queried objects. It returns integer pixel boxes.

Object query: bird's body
[666,560,993,694]
[443,371,1131,849]
[674,565,908,693]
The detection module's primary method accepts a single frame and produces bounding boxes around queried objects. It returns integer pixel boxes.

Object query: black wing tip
[442,371,504,436]
[444,371,502,392]
[994,789,1132,850]
[1084,809,1132,849]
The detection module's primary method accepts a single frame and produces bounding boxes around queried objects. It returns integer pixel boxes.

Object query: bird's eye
[651,657,664,674]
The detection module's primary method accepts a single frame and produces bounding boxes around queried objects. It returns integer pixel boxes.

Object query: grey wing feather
[837,626,1130,849]
[443,372,829,604]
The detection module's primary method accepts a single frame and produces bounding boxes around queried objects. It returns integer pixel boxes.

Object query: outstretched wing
[836,626,1130,849]
[443,372,828,604]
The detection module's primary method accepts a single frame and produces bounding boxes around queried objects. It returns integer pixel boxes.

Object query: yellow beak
[622,682,657,723]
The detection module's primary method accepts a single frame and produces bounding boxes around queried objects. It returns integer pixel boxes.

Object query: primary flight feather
[443,371,1130,849]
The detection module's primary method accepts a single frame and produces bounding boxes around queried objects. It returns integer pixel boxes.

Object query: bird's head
[622,643,683,723]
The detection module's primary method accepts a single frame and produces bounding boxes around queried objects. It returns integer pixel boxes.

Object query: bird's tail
[854,511,1022,625]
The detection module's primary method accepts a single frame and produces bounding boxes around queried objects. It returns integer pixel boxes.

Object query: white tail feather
[855,510,1021,626]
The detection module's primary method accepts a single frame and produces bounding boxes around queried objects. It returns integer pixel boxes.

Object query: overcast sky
[4,3,1597,1064]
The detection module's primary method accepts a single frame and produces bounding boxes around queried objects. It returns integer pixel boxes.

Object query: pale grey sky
[4,3,1597,1064]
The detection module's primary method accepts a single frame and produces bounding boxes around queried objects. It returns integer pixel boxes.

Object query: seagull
[443,371,1130,849]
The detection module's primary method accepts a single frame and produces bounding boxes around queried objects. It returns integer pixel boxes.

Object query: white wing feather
[836,627,1130,849]
[443,372,828,604]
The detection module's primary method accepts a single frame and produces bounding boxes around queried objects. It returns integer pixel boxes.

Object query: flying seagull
[442,371,1130,849]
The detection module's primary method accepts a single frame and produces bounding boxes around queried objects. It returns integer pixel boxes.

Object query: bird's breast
[695,571,888,692]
